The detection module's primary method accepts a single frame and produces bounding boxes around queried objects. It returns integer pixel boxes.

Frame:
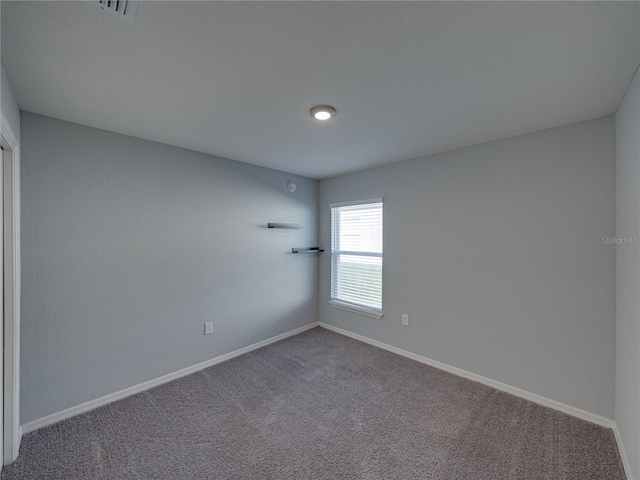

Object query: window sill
[328,300,384,319]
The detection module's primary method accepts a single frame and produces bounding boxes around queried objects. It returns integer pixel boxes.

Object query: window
[330,199,383,318]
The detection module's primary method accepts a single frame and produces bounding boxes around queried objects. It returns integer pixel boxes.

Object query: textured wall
[20,112,318,423]
[319,117,616,419]
[615,66,640,479]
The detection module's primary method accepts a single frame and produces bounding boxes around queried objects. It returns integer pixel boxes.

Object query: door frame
[1,111,21,465]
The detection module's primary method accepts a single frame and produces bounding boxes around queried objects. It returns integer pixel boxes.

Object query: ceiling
[2,1,639,179]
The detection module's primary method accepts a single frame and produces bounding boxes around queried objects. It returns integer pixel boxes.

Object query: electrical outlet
[402,314,409,326]
[204,322,214,335]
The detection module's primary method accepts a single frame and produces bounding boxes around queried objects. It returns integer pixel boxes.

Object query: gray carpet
[1,327,625,479]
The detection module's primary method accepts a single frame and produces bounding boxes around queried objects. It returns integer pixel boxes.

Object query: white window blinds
[331,199,383,311]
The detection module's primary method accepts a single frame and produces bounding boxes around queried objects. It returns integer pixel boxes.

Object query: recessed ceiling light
[310,105,336,121]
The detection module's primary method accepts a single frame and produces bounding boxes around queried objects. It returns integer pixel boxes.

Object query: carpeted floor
[1,327,625,479]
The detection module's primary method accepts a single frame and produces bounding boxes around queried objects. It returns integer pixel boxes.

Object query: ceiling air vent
[89,0,138,25]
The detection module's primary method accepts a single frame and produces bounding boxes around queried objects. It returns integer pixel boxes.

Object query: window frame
[329,198,384,319]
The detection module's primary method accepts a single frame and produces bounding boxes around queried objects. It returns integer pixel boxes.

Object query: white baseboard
[22,322,319,434]
[613,423,634,480]
[318,322,614,429]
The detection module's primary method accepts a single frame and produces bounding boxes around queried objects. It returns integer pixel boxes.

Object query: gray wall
[615,66,640,479]
[319,116,616,419]
[1,63,20,141]
[20,112,318,424]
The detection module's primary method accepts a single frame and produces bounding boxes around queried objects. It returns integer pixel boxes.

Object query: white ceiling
[2,1,639,179]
